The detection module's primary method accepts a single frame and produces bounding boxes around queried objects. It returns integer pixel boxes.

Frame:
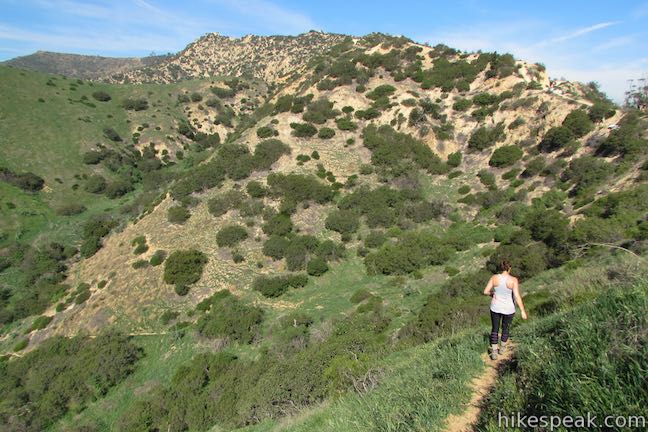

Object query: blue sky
[1,0,647,101]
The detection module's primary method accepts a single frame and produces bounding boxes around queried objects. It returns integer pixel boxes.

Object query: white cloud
[534,21,619,47]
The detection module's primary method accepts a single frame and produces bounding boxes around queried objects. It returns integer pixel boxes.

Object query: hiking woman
[483,260,527,360]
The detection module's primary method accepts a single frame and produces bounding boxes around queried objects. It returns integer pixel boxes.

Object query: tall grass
[476,279,648,431]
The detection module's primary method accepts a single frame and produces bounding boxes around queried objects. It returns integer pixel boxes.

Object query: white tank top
[490,274,516,315]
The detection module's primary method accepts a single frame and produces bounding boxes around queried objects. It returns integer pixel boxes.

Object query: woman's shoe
[499,341,508,354]
[489,344,499,360]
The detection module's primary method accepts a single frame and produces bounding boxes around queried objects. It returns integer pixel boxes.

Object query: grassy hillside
[1,33,647,432]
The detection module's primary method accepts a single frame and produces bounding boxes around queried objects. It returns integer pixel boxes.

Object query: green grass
[237,331,486,432]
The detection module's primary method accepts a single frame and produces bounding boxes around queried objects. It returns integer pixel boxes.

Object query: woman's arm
[483,276,494,296]
[512,279,528,319]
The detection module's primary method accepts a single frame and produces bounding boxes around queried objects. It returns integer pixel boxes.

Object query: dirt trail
[443,343,515,432]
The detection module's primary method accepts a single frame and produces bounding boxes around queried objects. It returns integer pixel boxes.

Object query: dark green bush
[216,225,248,248]
[196,290,263,343]
[163,250,208,291]
[262,213,293,236]
[447,151,462,167]
[91,91,111,101]
[318,127,336,139]
[256,126,276,138]
[84,174,106,193]
[0,333,141,431]
[325,209,360,234]
[489,145,523,167]
[246,181,267,198]
[290,122,318,138]
[468,124,505,151]
[562,109,593,137]
[121,98,148,111]
[29,315,53,331]
[207,190,245,217]
[539,126,574,152]
[149,250,167,266]
[103,127,122,142]
[253,139,291,170]
[253,274,308,297]
[167,205,191,224]
[307,257,329,276]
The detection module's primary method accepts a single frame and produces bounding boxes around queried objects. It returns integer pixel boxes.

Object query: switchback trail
[442,343,516,432]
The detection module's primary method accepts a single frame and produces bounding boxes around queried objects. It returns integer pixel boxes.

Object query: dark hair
[498,260,512,272]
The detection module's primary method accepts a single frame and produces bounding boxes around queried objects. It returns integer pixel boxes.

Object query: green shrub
[150,250,167,266]
[489,145,523,167]
[307,257,329,276]
[216,225,248,247]
[121,98,148,111]
[336,117,358,131]
[246,181,267,198]
[256,126,276,138]
[478,170,496,188]
[13,338,29,352]
[262,213,293,236]
[522,156,546,178]
[444,265,460,276]
[303,98,339,124]
[452,98,472,111]
[132,259,149,269]
[366,84,396,100]
[325,209,360,234]
[350,288,373,304]
[163,250,208,291]
[196,290,263,342]
[588,102,616,123]
[290,122,318,138]
[133,242,149,255]
[29,315,53,331]
[447,151,462,167]
[539,126,574,152]
[363,124,447,176]
[190,92,203,102]
[103,127,122,142]
[207,190,245,217]
[91,91,111,101]
[253,139,291,170]
[167,205,191,224]
[160,310,179,325]
[318,127,336,139]
[75,290,91,304]
[1,333,141,430]
[104,179,134,198]
[56,202,86,216]
[458,185,470,194]
[83,174,106,193]
[253,274,308,297]
[468,124,505,151]
[562,109,593,137]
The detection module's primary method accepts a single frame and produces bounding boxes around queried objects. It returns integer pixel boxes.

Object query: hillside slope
[0,32,647,432]
[2,50,167,79]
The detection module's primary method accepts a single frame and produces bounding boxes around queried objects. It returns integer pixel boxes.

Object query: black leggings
[490,311,514,344]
